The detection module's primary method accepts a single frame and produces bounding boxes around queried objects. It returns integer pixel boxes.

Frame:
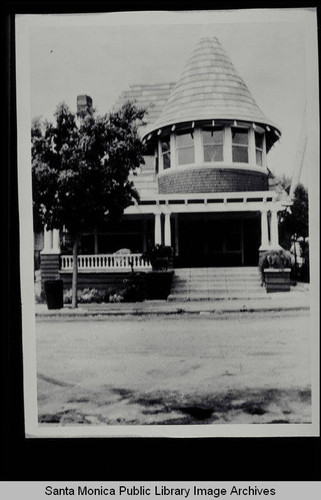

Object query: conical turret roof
[144,36,280,140]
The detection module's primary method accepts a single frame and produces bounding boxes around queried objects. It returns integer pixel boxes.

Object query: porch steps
[167,267,265,301]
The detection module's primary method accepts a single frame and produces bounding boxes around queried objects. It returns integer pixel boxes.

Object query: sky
[26,10,318,187]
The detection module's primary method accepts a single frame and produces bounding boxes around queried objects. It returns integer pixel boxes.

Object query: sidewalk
[35,284,310,318]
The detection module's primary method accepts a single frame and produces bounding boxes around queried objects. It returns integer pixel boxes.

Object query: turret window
[176,131,195,165]
[255,132,264,166]
[232,128,249,163]
[156,124,266,171]
[161,136,171,170]
[202,127,224,162]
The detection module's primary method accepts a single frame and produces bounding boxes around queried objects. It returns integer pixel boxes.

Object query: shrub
[62,275,146,305]
[109,293,124,303]
[79,288,107,303]
[35,289,46,304]
[63,288,108,304]
[297,240,310,283]
[258,249,292,283]
[122,272,145,302]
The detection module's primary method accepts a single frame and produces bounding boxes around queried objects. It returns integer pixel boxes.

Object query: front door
[177,216,244,267]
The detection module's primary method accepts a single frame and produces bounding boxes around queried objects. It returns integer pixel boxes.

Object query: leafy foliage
[278,184,309,282]
[258,249,292,282]
[142,245,173,270]
[32,101,146,235]
[32,100,146,306]
[279,184,309,244]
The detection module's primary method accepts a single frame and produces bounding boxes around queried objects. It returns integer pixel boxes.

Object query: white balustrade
[60,253,151,272]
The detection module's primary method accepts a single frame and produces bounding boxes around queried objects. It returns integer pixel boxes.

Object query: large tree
[279,183,309,243]
[279,183,309,278]
[32,101,146,307]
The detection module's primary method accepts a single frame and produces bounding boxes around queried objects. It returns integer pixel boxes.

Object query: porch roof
[124,190,291,215]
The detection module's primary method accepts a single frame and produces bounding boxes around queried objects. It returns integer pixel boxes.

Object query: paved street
[36,310,311,425]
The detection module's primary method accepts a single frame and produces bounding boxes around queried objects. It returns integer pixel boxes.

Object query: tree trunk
[71,236,79,308]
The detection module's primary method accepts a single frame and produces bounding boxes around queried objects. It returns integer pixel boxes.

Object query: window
[255,132,264,166]
[161,136,171,170]
[203,127,224,162]
[176,131,195,165]
[232,128,249,163]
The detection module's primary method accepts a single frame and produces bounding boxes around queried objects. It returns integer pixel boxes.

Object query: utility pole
[289,105,307,199]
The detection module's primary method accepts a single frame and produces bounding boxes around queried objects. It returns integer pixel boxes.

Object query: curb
[35,304,310,319]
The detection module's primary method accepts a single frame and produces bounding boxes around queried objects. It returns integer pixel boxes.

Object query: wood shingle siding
[143,36,280,149]
[158,168,268,194]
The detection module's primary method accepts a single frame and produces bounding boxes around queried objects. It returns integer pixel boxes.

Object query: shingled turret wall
[158,168,268,194]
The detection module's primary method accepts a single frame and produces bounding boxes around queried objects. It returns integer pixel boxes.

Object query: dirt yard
[36,310,311,425]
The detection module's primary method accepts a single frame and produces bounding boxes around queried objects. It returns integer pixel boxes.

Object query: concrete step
[171,285,263,293]
[167,291,266,302]
[173,270,260,275]
[171,278,262,285]
[168,267,263,301]
[173,272,261,279]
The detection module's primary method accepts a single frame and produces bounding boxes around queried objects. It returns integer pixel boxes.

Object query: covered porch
[40,190,286,283]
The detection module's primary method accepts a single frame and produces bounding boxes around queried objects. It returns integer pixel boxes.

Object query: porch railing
[60,253,151,272]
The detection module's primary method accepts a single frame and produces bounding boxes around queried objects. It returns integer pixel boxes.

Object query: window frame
[255,131,264,166]
[202,126,224,163]
[231,127,249,164]
[160,135,171,170]
[175,130,195,166]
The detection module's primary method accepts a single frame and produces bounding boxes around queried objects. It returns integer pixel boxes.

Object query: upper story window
[176,131,195,165]
[202,127,224,162]
[161,136,171,170]
[232,128,249,163]
[255,132,264,166]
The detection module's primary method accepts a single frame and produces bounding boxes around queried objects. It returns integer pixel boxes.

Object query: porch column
[43,225,53,252]
[164,213,171,247]
[174,214,179,256]
[270,208,281,249]
[40,225,60,292]
[52,229,60,253]
[259,209,269,251]
[154,213,162,245]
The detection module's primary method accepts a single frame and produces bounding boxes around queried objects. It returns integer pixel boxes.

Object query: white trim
[140,190,278,201]
[249,127,256,166]
[270,208,280,247]
[154,213,162,244]
[259,209,269,250]
[194,127,203,164]
[125,200,283,216]
[164,213,171,246]
[60,253,151,273]
[224,124,232,164]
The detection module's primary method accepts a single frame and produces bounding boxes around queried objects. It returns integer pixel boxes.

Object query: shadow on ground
[38,386,311,425]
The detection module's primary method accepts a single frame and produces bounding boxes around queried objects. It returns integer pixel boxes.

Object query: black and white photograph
[15,9,319,439]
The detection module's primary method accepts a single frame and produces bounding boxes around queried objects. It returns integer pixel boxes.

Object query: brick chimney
[77,95,93,116]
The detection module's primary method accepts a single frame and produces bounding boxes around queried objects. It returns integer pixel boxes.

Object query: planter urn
[264,268,291,293]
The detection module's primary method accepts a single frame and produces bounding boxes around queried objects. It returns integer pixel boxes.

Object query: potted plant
[258,249,292,292]
[143,244,173,271]
[142,245,174,299]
